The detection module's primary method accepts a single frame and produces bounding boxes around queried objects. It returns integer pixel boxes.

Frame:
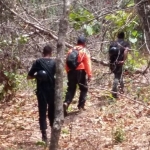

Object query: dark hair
[117,32,125,39]
[77,36,86,45]
[43,45,52,55]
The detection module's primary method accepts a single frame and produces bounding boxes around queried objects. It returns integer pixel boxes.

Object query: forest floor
[0,67,150,150]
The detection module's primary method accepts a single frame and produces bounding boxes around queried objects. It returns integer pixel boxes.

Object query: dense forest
[0,0,150,149]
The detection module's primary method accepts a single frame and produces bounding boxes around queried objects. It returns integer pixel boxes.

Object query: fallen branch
[91,57,150,74]
[91,57,109,66]
[0,0,73,48]
[89,86,150,109]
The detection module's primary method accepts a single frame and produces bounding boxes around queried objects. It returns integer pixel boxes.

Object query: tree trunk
[134,0,150,53]
[49,0,71,150]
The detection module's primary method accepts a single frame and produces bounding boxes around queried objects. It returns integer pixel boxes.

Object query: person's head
[77,36,86,46]
[42,45,52,56]
[117,31,125,39]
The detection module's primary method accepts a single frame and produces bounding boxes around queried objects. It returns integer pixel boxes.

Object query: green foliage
[105,10,141,43]
[126,0,134,7]
[62,128,69,134]
[0,73,25,101]
[0,49,22,101]
[69,8,100,35]
[36,141,46,147]
[0,33,29,102]
[69,8,94,29]
[17,35,29,44]
[0,34,29,47]
[125,51,147,71]
[113,127,125,143]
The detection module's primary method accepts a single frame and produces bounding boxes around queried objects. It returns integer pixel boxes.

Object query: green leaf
[4,71,8,76]
[85,25,93,35]
[127,3,134,7]
[132,20,139,25]
[36,141,46,146]
[129,37,137,43]
[92,23,101,33]
[132,30,138,37]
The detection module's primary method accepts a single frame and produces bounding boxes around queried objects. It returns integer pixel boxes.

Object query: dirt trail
[0,85,150,150]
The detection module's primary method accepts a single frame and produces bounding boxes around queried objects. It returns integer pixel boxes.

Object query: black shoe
[119,88,124,94]
[41,130,48,145]
[112,92,118,99]
[63,102,68,117]
[78,105,86,111]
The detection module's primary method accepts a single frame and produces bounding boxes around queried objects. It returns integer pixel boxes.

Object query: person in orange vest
[63,36,92,116]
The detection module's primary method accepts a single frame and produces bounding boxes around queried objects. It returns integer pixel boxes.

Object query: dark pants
[111,65,124,98]
[36,88,55,130]
[64,70,88,108]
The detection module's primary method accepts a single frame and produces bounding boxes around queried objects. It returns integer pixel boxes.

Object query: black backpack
[35,70,48,81]
[66,49,81,70]
[109,41,123,63]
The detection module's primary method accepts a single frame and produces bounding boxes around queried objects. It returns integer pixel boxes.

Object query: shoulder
[119,40,130,48]
[31,58,39,65]
[36,58,43,63]
[81,48,90,56]
[50,58,56,64]
[110,41,118,47]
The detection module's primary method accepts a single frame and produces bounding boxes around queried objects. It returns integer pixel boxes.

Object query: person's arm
[27,61,38,80]
[27,75,35,80]
[123,48,129,62]
[118,48,129,65]
[118,41,130,65]
[83,49,92,82]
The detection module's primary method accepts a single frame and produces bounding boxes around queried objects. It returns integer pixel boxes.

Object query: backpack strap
[72,46,86,63]
[115,41,125,62]
[80,48,86,62]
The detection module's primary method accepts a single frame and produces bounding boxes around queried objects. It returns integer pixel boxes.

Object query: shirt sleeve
[28,61,38,77]
[82,49,92,77]
[53,59,56,75]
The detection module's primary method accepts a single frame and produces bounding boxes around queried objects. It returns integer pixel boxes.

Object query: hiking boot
[112,93,118,99]
[118,87,124,94]
[78,106,86,111]
[41,130,48,145]
[63,102,68,117]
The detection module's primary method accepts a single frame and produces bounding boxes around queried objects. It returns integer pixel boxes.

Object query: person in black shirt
[27,45,56,143]
[109,32,130,98]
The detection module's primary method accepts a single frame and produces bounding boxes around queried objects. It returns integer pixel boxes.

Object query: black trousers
[36,88,55,130]
[64,70,88,108]
[111,64,124,97]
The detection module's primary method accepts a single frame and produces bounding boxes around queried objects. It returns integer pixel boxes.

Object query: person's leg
[112,75,118,98]
[64,70,77,105]
[112,66,123,98]
[118,66,124,93]
[47,91,55,128]
[36,91,48,142]
[77,70,88,109]
[64,70,77,116]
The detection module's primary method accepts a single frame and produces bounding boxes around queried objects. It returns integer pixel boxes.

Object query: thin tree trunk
[49,0,71,150]
[134,0,150,53]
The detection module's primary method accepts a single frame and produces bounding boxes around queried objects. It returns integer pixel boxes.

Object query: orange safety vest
[65,45,92,77]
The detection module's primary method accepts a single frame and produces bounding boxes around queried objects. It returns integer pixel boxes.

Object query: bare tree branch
[0,0,73,48]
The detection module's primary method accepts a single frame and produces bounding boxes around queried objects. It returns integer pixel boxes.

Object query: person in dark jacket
[63,36,92,116]
[109,32,130,98]
[27,45,56,143]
